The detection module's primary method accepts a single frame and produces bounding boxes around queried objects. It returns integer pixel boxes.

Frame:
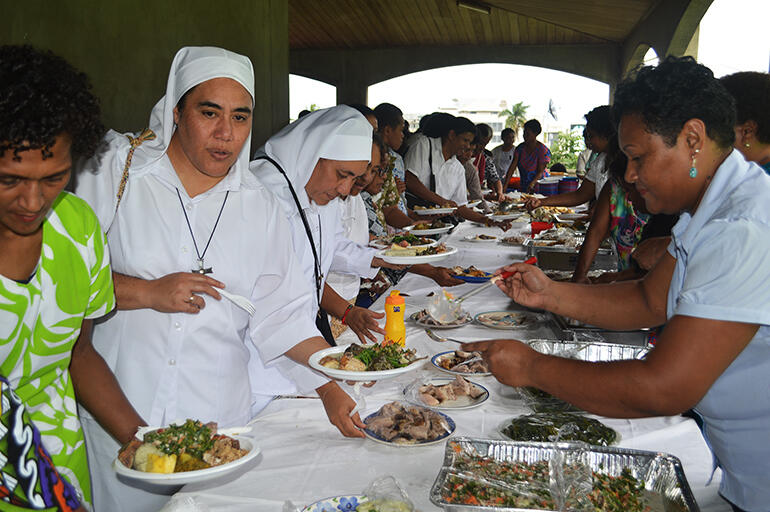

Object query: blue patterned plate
[302,495,367,512]
[363,405,455,446]
[452,272,493,283]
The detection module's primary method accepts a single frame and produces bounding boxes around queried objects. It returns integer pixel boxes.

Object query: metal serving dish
[524,237,616,272]
[430,437,699,511]
[551,314,652,347]
[526,339,650,362]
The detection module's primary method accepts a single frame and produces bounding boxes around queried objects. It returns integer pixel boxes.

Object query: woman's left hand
[317,382,366,438]
[344,306,385,343]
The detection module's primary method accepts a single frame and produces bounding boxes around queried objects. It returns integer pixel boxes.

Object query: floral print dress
[608,179,650,270]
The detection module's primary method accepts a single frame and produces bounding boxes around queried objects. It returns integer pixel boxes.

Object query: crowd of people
[1,42,769,512]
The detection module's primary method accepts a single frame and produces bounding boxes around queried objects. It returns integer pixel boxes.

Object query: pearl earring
[689,149,699,178]
[745,142,751,149]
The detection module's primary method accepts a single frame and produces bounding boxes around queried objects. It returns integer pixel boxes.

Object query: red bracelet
[341,304,355,325]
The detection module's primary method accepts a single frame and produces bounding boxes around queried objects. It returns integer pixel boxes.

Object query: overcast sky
[289,0,770,127]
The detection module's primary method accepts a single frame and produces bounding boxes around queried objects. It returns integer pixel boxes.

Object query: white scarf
[251,105,373,211]
[127,46,255,175]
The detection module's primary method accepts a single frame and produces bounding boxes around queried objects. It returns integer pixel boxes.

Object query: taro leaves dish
[500,412,618,446]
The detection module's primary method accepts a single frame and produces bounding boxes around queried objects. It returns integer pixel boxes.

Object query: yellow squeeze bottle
[384,290,406,346]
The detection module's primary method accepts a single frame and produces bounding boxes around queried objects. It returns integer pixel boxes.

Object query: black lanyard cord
[254,155,323,305]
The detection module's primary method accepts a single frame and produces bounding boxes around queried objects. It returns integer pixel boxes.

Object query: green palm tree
[498,101,529,141]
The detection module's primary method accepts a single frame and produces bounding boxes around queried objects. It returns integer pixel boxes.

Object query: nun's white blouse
[76,136,323,428]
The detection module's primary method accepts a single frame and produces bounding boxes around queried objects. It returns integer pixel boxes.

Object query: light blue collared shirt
[666,150,770,510]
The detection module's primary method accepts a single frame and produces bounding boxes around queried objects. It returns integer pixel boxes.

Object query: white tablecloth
[173,221,730,512]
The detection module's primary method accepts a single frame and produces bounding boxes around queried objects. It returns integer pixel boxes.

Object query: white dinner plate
[362,406,455,446]
[475,310,541,330]
[431,351,492,377]
[463,234,499,243]
[488,212,525,221]
[466,199,481,208]
[403,378,490,410]
[377,246,457,264]
[112,434,260,485]
[409,311,473,329]
[308,344,428,382]
[554,213,590,224]
[369,237,437,250]
[404,224,453,236]
[414,207,457,215]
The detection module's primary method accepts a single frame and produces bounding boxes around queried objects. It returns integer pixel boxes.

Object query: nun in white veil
[251,106,394,346]
[76,48,363,512]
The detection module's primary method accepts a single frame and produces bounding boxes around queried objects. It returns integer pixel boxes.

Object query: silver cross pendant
[192,258,213,275]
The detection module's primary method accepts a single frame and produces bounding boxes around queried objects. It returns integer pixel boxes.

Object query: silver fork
[425,329,467,343]
[219,289,256,316]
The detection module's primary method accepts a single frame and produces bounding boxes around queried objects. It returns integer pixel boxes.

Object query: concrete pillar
[334,56,369,106]
[1,0,289,148]
[336,78,369,107]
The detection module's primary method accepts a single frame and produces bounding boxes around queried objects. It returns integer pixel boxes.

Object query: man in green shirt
[0,45,142,507]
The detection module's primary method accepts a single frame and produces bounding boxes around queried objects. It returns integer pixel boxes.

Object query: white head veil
[129,46,255,173]
[252,105,373,210]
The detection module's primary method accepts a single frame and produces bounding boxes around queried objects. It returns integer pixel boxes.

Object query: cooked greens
[346,343,418,371]
[501,412,618,446]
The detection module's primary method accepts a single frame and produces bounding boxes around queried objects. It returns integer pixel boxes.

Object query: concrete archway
[292,43,621,105]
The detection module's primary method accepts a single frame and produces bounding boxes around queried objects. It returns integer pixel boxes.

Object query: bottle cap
[385,290,405,305]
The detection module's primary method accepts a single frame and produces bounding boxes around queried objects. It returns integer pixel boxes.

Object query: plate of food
[405,221,453,236]
[488,212,524,221]
[475,311,541,330]
[466,199,481,208]
[377,244,457,264]
[369,233,437,249]
[462,234,499,243]
[500,234,528,246]
[555,212,591,222]
[530,206,575,223]
[450,265,493,283]
[362,401,455,446]
[413,205,457,216]
[499,412,619,446]
[410,309,472,329]
[431,350,491,376]
[113,419,259,485]
[404,376,489,410]
[309,343,427,382]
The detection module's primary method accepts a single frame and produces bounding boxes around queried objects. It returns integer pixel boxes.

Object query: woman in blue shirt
[463,57,770,512]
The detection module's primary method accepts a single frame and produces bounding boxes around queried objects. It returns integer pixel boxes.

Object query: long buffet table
[171,220,730,512]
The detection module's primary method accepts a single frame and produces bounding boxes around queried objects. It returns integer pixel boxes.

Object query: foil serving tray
[430,437,698,511]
